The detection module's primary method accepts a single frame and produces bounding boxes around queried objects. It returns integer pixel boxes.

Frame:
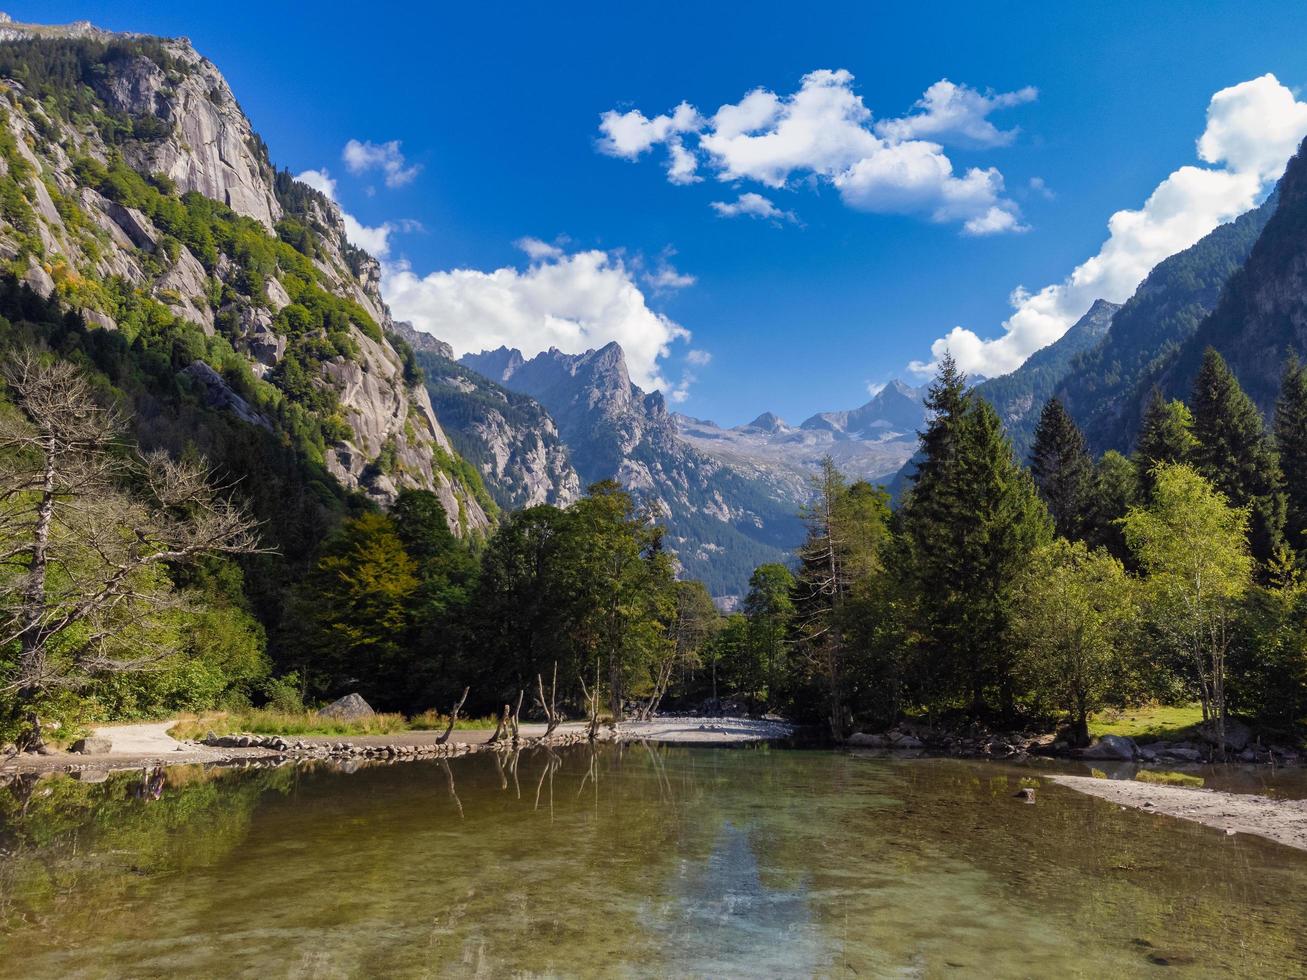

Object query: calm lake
[3,745,1307,977]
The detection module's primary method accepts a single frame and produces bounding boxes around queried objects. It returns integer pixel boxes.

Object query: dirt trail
[1050,774,1307,852]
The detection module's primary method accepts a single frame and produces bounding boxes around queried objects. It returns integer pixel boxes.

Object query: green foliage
[1190,348,1285,562]
[1013,540,1136,744]
[1123,463,1253,735]
[1276,355,1307,558]
[896,358,1052,719]
[1135,770,1204,787]
[0,37,184,142]
[1058,197,1274,451]
[1133,391,1197,499]
[1030,397,1094,540]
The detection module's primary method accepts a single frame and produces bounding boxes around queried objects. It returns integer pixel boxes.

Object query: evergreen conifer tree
[1133,388,1198,498]
[1029,397,1094,540]
[1190,347,1285,563]
[897,360,1051,718]
[1275,354,1307,558]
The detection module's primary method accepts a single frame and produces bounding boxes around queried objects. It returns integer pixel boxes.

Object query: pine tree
[1133,388,1197,498]
[1190,347,1285,563]
[1275,354,1307,557]
[897,361,1051,719]
[1085,450,1138,561]
[1029,397,1094,540]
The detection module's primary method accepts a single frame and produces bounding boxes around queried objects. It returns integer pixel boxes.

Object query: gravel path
[1050,774,1307,852]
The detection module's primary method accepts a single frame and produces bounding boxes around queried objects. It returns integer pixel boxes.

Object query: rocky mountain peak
[462,346,527,383]
[743,411,790,433]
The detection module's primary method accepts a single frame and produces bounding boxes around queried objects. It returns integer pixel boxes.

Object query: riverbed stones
[318,693,375,720]
[1082,734,1138,760]
[70,736,112,754]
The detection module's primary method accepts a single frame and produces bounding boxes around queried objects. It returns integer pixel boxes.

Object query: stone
[318,693,375,720]
[848,732,890,748]
[1201,720,1251,752]
[891,734,925,749]
[1082,734,1137,760]
[1164,747,1203,762]
[70,736,112,754]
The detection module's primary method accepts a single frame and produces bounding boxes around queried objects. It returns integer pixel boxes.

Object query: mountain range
[7,14,1307,603]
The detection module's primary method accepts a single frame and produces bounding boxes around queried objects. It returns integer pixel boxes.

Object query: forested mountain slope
[0,20,489,533]
[975,299,1119,460]
[1056,194,1276,452]
[1152,138,1307,416]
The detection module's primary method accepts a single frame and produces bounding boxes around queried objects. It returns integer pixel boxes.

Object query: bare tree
[533,662,561,739]
[0,354,263,749]
[433,687,469,745]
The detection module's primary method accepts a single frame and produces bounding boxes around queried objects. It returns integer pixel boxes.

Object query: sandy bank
[615,716,794,743]
[1,716,794,776]
[1050,774,1307,852]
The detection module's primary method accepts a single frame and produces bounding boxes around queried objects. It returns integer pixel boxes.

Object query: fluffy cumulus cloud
[912,74,1307,379]
[296,168,408,258]
[874,79,1037,147]
[599,70,1034,234]
[381,242,693,393]
[343,138,421,187]
[710,192,798,223]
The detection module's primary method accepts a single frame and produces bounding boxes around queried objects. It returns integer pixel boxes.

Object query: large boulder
[1201,720,1251,752]
[70,736,113,755]
[1082,734,1137,760]
[317,693,375,721]
[848,732,890,748]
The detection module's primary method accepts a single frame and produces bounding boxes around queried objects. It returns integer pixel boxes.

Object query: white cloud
[1029,176,1055,200]
[296,168,405,258]
[874,79,1037,148]
[710,192,798,223]
[686,349,712,366]
[866,381,887,397]
[381,243,692,393]
[598,102,702,184]
[644,261,696,291]
[342,138,421,188]
[912,74,1307,379]
[599,70,1033,234]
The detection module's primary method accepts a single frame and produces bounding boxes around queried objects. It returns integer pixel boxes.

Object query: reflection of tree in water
[0,764,295,936]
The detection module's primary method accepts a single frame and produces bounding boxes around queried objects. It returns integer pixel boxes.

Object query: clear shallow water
[2,746,1306,978]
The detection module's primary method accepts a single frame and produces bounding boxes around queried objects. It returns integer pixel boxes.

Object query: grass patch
[168,708,500,740]
[1090,768,1108,779]
[1089,703,1203,742]
[1135,770,1204,788]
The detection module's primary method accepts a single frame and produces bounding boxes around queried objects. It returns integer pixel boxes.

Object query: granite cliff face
[394,324,581,511]
[462,343,798,596]
[0,16,487,532]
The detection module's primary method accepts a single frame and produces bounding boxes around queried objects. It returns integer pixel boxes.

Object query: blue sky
[19,1,1307,424]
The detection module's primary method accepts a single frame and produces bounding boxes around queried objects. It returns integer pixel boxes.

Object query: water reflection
[1,749,1306,977]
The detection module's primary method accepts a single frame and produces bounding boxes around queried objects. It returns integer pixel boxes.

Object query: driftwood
[578,665,601,741]
[434,687,470,745]
[509,689,524,744]
[534,662,561,738]
[487,703,510,745]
